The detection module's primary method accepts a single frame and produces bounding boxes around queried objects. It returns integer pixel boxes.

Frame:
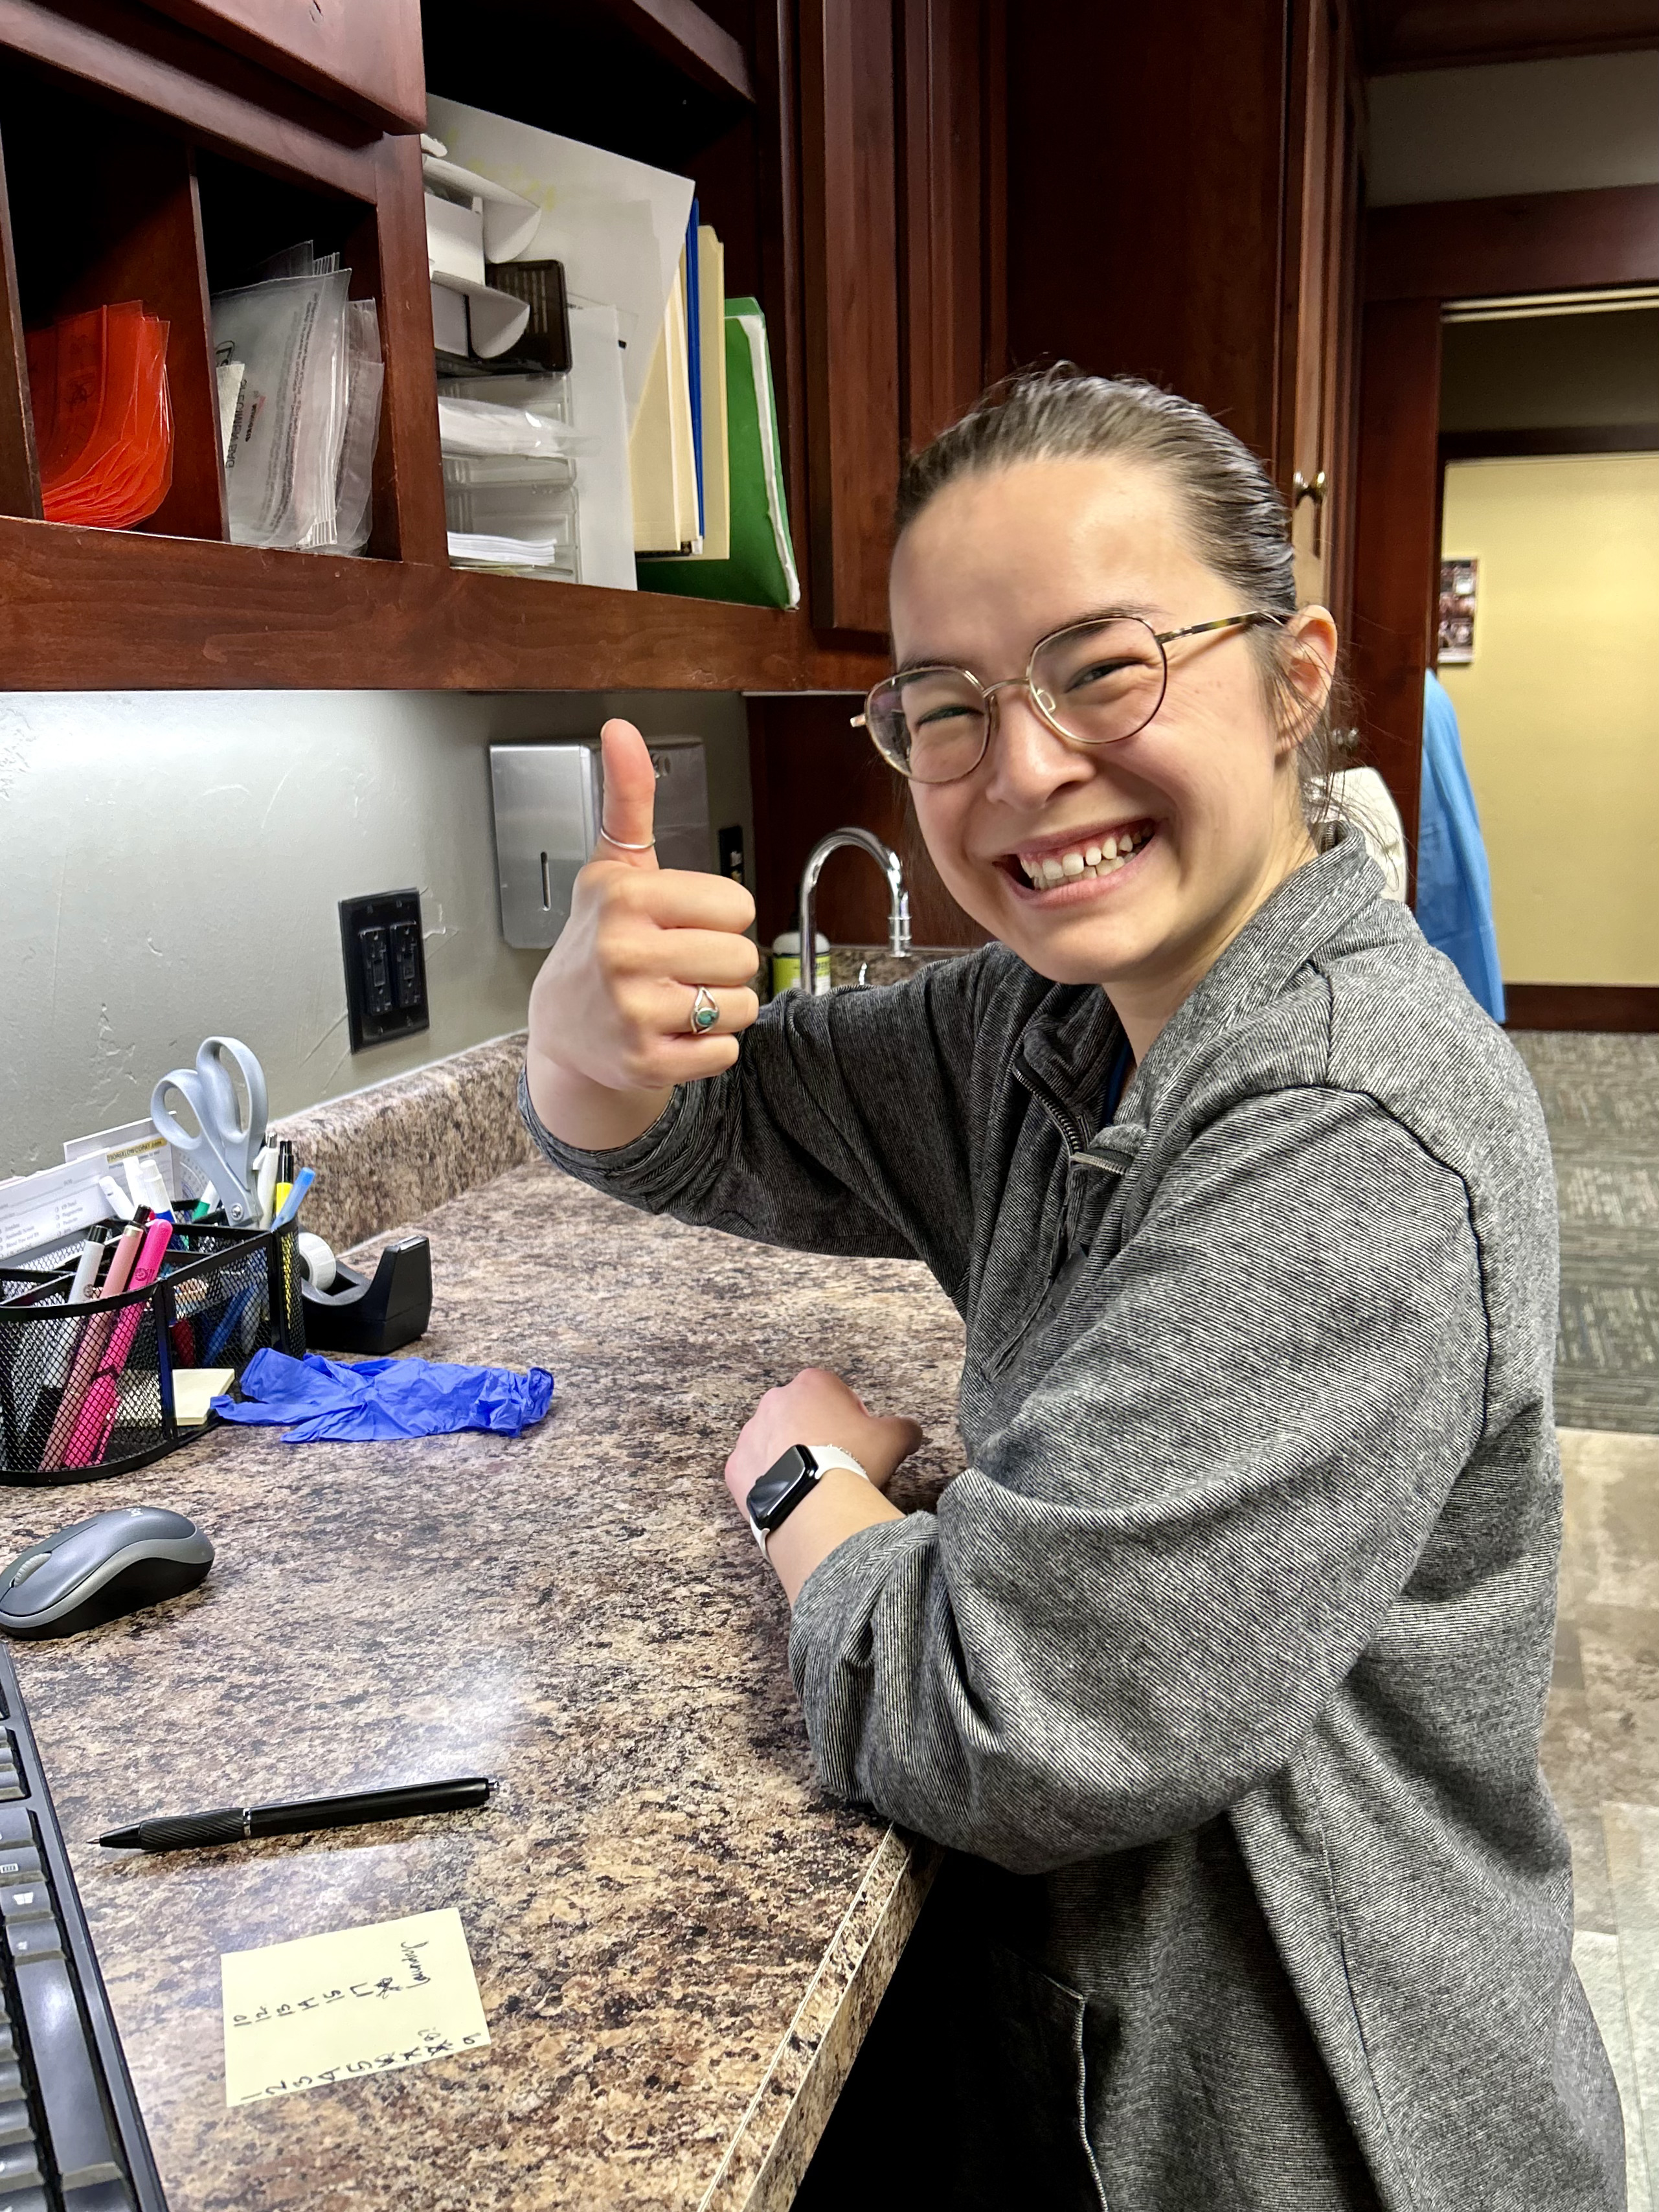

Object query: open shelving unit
[0,0,892,692]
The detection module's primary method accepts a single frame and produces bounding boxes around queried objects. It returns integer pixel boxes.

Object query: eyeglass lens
[867,618,1166,782]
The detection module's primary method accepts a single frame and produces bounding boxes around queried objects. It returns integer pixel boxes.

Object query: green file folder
[637,299,800,609]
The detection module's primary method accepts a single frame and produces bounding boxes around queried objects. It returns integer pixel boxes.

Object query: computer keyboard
[0,1645,165,2212]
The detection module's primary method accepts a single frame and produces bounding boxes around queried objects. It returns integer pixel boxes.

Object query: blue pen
[270,1168,314,1230]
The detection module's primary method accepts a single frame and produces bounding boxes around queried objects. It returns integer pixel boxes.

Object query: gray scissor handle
[150,1037,268,1226]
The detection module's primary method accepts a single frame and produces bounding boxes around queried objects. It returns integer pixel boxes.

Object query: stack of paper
[627,207,733,563]
[26,303,174,530]
[637,298,798,609]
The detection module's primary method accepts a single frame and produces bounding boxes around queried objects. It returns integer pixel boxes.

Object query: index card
[220,1908,490,2106]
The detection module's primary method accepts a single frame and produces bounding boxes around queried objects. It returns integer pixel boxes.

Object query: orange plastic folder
[25,302,174,528]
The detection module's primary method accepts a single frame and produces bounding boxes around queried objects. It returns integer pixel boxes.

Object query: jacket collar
[1013,827,1387,1166]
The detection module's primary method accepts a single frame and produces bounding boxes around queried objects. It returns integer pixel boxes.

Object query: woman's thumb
[596,719,660,867]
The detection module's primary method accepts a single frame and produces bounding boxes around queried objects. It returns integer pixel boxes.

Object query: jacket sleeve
[788,1086,1495,1874]
[521,948,1002,1296]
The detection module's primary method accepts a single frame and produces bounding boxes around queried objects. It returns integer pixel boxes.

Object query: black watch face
[748,1445,818,1532]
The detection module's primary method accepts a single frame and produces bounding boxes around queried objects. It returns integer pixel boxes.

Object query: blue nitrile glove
[211,1347,555,1443]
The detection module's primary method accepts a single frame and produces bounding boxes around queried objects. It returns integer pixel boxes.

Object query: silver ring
[598,825,655,852]
[688,986,719,1035]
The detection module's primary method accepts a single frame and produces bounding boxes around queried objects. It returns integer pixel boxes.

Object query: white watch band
[749,1445,870,1553]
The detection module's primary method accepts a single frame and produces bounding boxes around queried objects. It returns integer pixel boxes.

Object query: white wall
[1369,53,1659,207]
[0,688,752,1175]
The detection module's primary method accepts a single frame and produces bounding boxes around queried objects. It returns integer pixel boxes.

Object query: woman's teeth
[1018,826,1153,888]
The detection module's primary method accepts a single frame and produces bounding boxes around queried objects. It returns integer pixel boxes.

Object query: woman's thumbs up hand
[525,717,762,1151]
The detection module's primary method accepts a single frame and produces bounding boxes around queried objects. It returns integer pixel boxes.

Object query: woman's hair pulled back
[896,365,1344,830]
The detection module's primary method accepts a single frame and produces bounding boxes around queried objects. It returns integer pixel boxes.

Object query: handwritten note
[220,1908,490,2106]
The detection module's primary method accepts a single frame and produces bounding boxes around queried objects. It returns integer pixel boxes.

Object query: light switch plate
[340,888,429,1051]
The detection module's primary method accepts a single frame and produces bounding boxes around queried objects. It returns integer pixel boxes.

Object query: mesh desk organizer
[0,1217,304,1483]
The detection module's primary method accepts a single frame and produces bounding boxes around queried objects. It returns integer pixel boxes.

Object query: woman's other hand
[725,1368,920,1606]
[526,718,761,1149]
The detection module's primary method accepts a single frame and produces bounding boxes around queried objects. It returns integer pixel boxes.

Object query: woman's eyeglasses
[852,612,1283,785]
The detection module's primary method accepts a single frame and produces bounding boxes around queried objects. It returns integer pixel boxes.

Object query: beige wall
[1439,454,1659,986]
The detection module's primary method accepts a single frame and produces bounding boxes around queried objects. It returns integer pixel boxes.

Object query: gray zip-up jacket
[523,831,1622,2211]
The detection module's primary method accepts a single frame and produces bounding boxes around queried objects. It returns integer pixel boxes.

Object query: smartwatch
[745,1444,869,1552]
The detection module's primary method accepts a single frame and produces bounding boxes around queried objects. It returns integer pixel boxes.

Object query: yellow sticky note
[220,1908,490,2106]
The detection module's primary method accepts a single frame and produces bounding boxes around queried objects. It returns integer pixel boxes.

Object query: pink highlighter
[62,1215,176,1469]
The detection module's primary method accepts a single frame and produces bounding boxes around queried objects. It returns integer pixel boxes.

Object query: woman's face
[891,455,1335,1027]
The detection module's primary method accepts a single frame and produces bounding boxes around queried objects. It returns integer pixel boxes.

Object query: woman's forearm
[525,1042,673,1153]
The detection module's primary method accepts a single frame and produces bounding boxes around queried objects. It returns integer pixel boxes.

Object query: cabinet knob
[1293,468,1328,508]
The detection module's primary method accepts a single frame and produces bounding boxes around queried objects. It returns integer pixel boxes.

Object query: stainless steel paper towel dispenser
[489,739,712,949]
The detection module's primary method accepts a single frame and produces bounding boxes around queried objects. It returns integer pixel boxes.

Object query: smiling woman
[518,370,1619,2211]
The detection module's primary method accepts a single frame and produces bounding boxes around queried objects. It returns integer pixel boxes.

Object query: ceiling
[1364,0,1659,72]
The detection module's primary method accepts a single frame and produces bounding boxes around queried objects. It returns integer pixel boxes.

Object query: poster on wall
[1438,558,1478,664]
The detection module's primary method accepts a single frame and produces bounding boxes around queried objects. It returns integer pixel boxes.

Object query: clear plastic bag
[331,298,383,555]
[436,394,595,459]
[213,269,350,548]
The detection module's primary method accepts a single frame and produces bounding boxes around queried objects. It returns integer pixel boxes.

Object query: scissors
[150,1037,268,1228]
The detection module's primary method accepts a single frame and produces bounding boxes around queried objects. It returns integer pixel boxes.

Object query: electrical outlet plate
[340,888,430,1051]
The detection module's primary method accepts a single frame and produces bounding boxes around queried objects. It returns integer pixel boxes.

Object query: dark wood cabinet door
[140,0,427,132]
[1279,0,1362,617]
[798,0,901,635]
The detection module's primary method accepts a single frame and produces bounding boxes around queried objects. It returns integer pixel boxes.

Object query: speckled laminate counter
[0,1158,969,2211]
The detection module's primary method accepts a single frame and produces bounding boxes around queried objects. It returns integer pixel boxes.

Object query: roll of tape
[297,1232,336,1292]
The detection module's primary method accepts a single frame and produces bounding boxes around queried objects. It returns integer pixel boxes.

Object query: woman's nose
[980,686,1096,809]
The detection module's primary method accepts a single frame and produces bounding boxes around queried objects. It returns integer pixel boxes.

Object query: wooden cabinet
[1280,0,1365,626]
[0,0,1353,705]
[0,0,896,693]
[1004,0,1364,626]
[141,0,427,132]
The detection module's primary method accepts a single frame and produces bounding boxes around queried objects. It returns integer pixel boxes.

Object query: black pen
[98,1776,492,1853]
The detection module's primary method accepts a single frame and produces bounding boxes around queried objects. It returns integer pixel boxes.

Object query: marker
[269,1167,314,1230]
[98,1175,136,1223]
[98,1776,493,1853]
[254,1147,278,1230]
[273,1139,295,1221]
[68,1226,109,1303]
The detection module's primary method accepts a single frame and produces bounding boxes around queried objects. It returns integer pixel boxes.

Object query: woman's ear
[1276,605,1338,751]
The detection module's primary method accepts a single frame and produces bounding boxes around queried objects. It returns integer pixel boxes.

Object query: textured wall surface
[0,688,752,1175]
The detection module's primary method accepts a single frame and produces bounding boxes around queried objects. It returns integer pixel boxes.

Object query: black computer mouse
[0,1507,214,1640]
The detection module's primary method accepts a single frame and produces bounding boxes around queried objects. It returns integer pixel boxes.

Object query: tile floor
[1549,1425,1659,2206]
[1513,1032,1659,1434]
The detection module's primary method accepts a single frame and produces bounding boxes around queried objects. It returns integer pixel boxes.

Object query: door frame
[1348,181,1659,881]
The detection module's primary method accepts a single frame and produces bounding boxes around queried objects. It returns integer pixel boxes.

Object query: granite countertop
[0,1160,968,2211]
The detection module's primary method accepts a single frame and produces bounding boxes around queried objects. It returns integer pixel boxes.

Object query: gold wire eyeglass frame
[850,611,1284,784]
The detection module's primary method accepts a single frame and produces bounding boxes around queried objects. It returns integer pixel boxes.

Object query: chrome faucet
[798,829,912,995]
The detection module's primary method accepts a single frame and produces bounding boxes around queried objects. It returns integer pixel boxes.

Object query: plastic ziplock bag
[330,297,383,554]
[436,396,596,459]
[214,269,350,548]
[211,1346,555,1443]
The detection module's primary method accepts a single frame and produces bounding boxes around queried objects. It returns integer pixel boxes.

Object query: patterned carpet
[1512,1032,1659,1434]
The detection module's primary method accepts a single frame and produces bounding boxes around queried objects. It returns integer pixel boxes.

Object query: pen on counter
[270,1166,314,1230]
[98,1776,493,1853]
